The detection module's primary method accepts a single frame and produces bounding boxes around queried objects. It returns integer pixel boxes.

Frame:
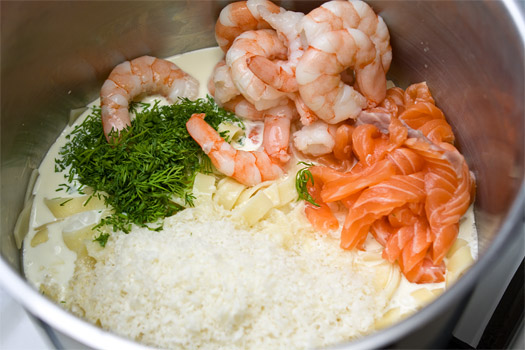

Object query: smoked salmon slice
[340,172,426,250]
[304,176,339,234]
[301,82,474,284]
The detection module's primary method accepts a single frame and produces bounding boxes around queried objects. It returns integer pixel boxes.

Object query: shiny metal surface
[1,1,523,349]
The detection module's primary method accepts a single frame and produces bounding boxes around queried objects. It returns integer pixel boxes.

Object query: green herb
[56,95,242,235]
[93,232,110,247]
[295,162,320,207]
[59,198,73,206]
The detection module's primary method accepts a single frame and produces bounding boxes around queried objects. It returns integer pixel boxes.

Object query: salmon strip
[379,87,405,117]
[402,256,446,284]
[383,224,413,262]
[370,217,394,246]
[304,177,339,233]
[321,158,396,203]
[388,204,419,227]
[340,172,426,250]
[309,165,346,183]
[399,102,454,143]
[404,82,435,107]
[333,124,355,161]
[406,138,472,263]
[352,124,390,166]
[426,161,471,264]
[399,218,433,272]
[387,147,425,175]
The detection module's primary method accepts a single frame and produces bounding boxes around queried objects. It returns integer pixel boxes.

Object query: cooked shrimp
[208,60,240,105]
[215,0,281,53]
[186,113,283,186]
[262,102,296,163]
[221,96,266,121]
[246,5,305,93]
[226,29,289,111]
[295,28,377,124]
[100,55,199,142]
[291,94,318,125]
[299,0,392,72]
[293,120,338,156]
[298,0,391,106]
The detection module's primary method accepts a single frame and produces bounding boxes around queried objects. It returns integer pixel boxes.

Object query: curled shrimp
[295,28,377,124]
[207,60,268,121]
[245,5,305,93]
[186,113,283,186]
[100,55,199,142]
[262,101,297,163]
[215,0,281,53]
[298,0,390,106]
[226,29,290,111]
[300,0,392,72]
[208,60,239,106]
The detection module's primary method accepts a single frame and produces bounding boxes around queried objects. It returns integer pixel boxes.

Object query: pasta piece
[446,238,468,258]
[376,262,402,300]
[14,196,34,249]
[276,175,297,206]
[62,225,98,258]
[375,307,409,330]
[410,288,439,307]
[234,191,274,226]
[446,245,474,287]
[30,227,49,247]
[235,181,272,207]
[356,250,401,300]
[214,177,246,210]
[45,195,106,219]
[192,173,216,201]
[262,183,281,207]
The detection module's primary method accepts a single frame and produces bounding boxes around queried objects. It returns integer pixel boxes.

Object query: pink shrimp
[293,120,338,157]
[298,0,391,105]
[295,28,378,124]
[186,113,283,186]
[100,55,199,142]
[262,102,297,163]
[208,60,240,106]
[215,0,281,53]
[226,29,289,111]
[245,5,305,93]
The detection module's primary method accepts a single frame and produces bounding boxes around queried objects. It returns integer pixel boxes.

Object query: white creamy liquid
[23,47,479,347]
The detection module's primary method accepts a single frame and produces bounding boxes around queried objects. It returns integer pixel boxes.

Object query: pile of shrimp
[201,0,393,186]
[98,0,475,284]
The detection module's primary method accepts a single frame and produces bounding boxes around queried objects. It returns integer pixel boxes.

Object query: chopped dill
[56,95,242,237]
[93,232,110,247]
[295,161,320,207]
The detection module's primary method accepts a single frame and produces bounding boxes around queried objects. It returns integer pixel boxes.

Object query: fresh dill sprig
[295,161,320,207]
[56,95,242,237]
[93,232,110,247]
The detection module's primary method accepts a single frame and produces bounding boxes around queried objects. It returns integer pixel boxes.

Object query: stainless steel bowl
[1,1,524,349]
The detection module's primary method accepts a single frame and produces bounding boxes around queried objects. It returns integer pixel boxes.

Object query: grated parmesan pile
[67,201,388,350]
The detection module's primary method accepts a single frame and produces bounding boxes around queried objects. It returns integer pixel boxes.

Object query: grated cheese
[67,201,387,350]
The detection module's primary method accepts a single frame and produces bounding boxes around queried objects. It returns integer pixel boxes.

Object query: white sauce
[23,47,479,345]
